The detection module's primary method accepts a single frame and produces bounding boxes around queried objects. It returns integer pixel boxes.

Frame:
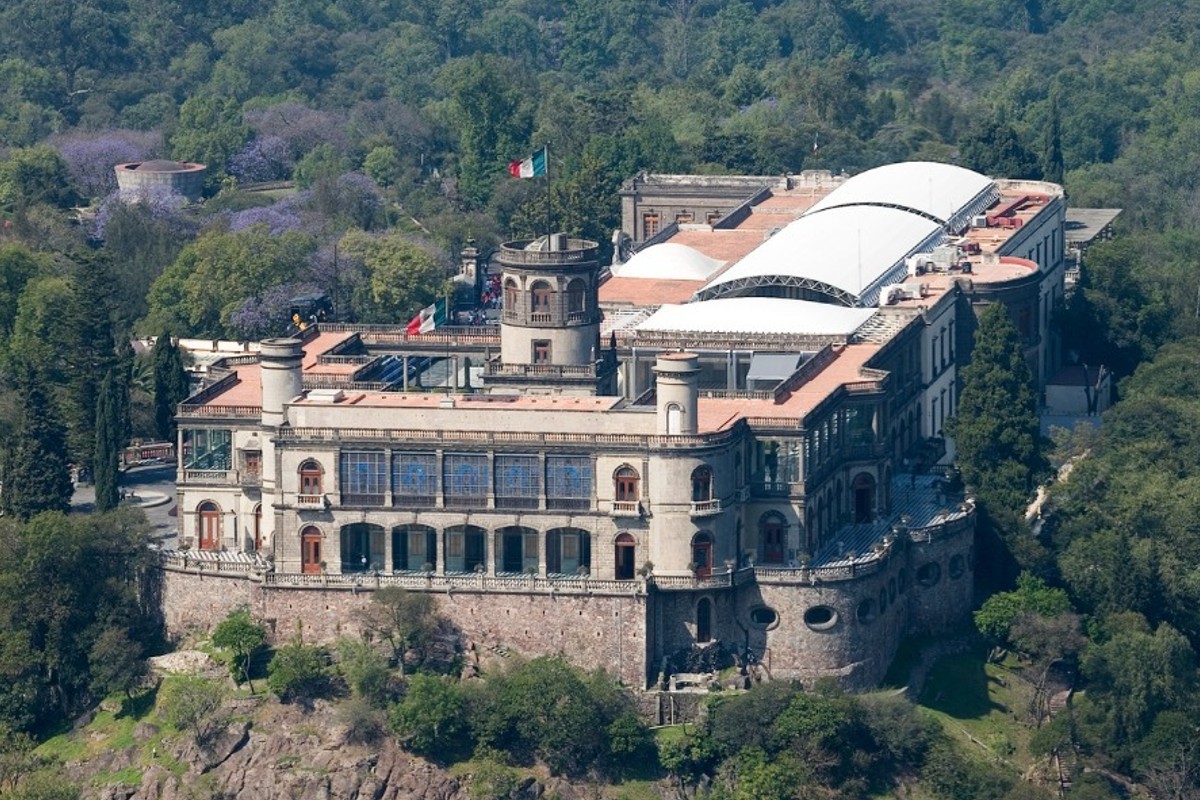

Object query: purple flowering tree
[228,135,294,183]
[53,130,165,200]
[90,184,190,242]
[228,193,306,235]
[228,282,323,341]
[243,103,349,159]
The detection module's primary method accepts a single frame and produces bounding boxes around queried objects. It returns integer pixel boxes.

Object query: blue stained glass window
[546,455,591,498]
[496,455,540,499]
[392,452,437,499]
[339,451,386,503]
[444,454,489,502]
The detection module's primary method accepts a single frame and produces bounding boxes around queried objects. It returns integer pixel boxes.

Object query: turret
[260,338,303,426]
[654,352,700,435]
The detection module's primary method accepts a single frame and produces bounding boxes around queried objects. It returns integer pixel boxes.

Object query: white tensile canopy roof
[807,161,997,227]
[636,297,877,337]
[698,205,943,306]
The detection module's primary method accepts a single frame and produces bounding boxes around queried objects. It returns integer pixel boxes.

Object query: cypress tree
[1,366,74,519]
[1042,90,1064,186]
[152,332,189,442]
[948,302,1045,516]
[93,370,121,512]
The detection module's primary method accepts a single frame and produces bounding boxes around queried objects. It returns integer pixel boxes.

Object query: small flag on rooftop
[508,147,548,179]
[406,297,447,335]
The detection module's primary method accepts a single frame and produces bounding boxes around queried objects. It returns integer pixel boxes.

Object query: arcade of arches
[307,523,607,577]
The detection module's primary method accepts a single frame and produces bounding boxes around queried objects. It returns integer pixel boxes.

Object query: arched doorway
[392,524,437,572]
[853,472,877,523]
[758,512,787,564]
[547,528,590,575]
[445,525,486,573]
[340,523,384,572]
[301,526,322,574]
[691,531,714,577]
[197,501,221,550]
[696,598,713,643]
[614,533,636,580]
[496,525,539,574]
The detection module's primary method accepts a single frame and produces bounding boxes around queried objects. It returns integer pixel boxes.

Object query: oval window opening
[857,599,876,623]
[949,554,965,579]
[804,605,838,631]
[750,607,779,627]
[917,562,941,587]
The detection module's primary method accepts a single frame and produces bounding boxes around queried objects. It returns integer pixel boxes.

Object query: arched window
[504,278,518,310]
[445,525,487,573]
[301,526,322,574]
[614,466,640,503]
[853,472,876,523]
[614,533,636,580]
[691,466,713,502]
[299,460,322,496]
[530,280,553,314]
[496,525,539,575]
[340,523,384,572]
[758,511,787,564]
[696,598,713,643]
[547,528,590,576]
[566,279,586,316]
[666,403,683,434]
[691,531,714,577]
[197,501,221,551]
[392,524,437,572]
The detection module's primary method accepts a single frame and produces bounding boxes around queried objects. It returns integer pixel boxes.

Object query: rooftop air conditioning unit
[971,215,989,228]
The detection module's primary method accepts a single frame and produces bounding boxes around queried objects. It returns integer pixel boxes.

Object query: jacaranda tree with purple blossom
[228,282,322,340]
[53,130,163,200]
[228,135,293,183]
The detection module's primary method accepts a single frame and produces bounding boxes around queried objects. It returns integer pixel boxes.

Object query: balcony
[610,500,641,517]
[296,494,328,510]
[751,481,791,498]
[690,499,722,517]
[182,469,238,486]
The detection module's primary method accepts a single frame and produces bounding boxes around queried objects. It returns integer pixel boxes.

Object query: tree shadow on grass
[118,686,160,720]
[918,653,1005,720]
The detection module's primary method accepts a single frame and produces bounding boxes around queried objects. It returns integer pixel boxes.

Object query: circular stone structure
[114,160,206,203]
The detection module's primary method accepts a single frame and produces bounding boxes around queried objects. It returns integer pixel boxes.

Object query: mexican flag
[508,147,547,179]
[406,297,448,335]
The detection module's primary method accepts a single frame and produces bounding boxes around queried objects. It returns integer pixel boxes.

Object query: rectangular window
[408,530,426,557]
[495,454,540,509]
[546,454,592,510]
[642,212,660,238]
[241,450,261,477]
[444,453,489,507]
[706,211,722,225]
[930,338,938,378]
[392,452,437,506]
[182,428,232,470]
[533,340,552,364]
[675,212,694,224]
[339,451,386,505]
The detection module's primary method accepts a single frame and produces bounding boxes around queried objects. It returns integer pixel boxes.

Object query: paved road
[71,464,178,545]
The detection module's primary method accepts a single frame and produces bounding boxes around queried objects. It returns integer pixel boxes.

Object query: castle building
[166,161,1067,689]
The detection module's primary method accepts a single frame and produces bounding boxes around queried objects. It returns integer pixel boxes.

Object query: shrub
[157,677,227,742]
[388,673,469,759]
[267,642,330,703]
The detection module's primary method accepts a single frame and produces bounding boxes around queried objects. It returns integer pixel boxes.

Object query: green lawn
[917,652,1039,773]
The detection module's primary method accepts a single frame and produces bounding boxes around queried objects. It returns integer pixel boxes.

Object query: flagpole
[544,143,551,239]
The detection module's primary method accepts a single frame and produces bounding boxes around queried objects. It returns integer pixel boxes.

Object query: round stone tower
[259,338,304,427]
[654,352,700,435]
[498,234,600,365]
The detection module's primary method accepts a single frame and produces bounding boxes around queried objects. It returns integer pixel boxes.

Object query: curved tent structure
[696,205,944,307]
[807,161,998,232]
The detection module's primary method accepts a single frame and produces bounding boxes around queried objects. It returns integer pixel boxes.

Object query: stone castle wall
[160,568,650,686]
[158,514,971,691]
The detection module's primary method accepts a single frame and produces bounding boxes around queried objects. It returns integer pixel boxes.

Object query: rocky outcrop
[82,700,468,800]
